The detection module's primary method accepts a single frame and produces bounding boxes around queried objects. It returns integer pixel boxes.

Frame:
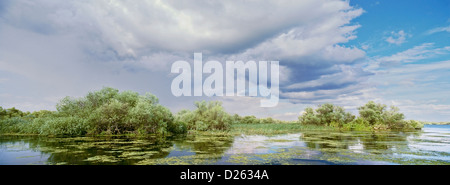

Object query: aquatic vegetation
[226,155,261,165]
[230,123,336,135]
[84,155,120,163]
[266,139,293,143]
[1,89,426,139]
[1,121,450,165]
[15,155,38,159]
[136,153,224,165]
[118,151,159,159]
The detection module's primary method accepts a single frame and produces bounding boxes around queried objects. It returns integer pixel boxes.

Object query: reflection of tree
[173,134,234,157]
[360,131,422,152]
[301,131,355,151]
[0,135,176,165]
[1,134,235,165]
[300,131,422,154]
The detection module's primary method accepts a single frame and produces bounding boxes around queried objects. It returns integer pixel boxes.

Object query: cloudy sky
[0,0,449,122]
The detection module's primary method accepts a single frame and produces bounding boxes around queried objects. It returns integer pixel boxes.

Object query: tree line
[0,87,422,136]
[298,101,423,130]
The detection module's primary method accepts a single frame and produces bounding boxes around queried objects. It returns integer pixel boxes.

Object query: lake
[1,125,449,165]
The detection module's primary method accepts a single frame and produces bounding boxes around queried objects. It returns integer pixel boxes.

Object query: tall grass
[230,123,336,135]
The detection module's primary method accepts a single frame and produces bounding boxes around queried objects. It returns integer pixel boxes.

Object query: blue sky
[348,0,449,56]
[0,0,449,121]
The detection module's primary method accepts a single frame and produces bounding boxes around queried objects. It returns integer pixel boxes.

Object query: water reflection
[300,131,419,153]
[225,134,304,154]
[173,134,234,156]
[1,125,450,165]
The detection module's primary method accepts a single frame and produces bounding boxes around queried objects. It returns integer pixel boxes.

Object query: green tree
[92,99,130,134]
[176,101,231,131]
[381,105,405,129]
[299,104,355,127]
[0,106,6,119]
[9,87,186,136]
[357,101,386,125]
[298,107,320,125]
[31,110,54,118]
[357,101,413,130]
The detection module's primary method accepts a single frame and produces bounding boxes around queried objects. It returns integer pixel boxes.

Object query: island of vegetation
[420,121,450,125]
[0,87,424,137]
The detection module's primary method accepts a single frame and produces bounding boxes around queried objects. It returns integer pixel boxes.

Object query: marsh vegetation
[298,101,423,131]
[0,87,424,137]
[1,125,449,165]
[1,87,446,165]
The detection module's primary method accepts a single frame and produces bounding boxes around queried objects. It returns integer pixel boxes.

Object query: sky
[0,0,449,122]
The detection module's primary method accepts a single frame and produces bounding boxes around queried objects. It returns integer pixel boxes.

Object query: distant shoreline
[422,122,450,125]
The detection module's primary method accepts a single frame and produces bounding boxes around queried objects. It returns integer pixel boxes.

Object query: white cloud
[230,12,364,64]
[0,0,370,120]
[1,0,363,57]
[385,100,450,122]
[362,43,450,121]
[426,25,450,35]
[373,43,450,65]
[283,83,373,102]
[385,30,408,45]
[219,96,307,121]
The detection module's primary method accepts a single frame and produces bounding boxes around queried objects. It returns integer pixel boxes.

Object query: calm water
[1,125,449,165]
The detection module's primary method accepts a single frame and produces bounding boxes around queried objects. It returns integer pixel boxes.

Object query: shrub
[402,120,424,130]
[1,87,186,136]
[343,117,372,131]
[0,117,30,134]
[357,101,385,125]
[298,107,321,125]
[298,104,355,127]
[358,101,408,130]
[298,101,417,131]
[91,99,131,134]
[39,116,91,136]
[176,101,231,131]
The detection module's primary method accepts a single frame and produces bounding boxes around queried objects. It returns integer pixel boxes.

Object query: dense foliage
[0,87,185,136]
[1,88,287,136]
[175,101,231,131]
[174,101,291,131]
[298,103,355,128]
[298,101,423,130]
[1,88,425,136]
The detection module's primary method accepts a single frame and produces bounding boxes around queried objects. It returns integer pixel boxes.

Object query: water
[1,125,449,165]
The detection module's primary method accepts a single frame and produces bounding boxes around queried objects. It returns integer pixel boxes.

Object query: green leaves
[299,104,355,127]
[1,87,186,136]
[357,101,386,125]
[358,101,407,129]
[299,101,422,131]
[176,101,231,131]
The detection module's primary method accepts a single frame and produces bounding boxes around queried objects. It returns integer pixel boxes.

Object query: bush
[298,101,419,131]
[299,107,321,125]
[39,116,91,136]
[358,101,409,130]
[91,99,131,134]
[176,101,231,131]
[1,87,187,136]
[342,117,371,131]
[402,120,424,130]
[127,101,176,135]
[357,101,385,125]
[298,104,355,127]
[0,117,31,134]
